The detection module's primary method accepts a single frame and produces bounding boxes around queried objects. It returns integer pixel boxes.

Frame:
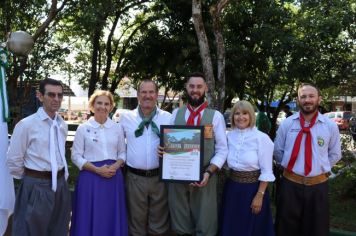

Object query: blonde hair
[88,90,115,113]
[230,100,256,129]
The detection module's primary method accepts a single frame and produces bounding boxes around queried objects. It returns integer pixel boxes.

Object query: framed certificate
[159,125,204,183]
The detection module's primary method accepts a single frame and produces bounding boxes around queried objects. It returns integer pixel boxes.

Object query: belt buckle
[302,176,310,185]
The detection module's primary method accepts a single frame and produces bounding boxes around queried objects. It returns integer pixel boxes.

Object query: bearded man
[274,83,341,236]
[168,72,228,236]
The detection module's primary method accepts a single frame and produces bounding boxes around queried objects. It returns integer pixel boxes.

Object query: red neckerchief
[187,101,208,126]
[287,112,318,176]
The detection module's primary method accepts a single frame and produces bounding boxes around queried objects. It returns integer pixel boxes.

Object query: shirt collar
[87,116,114,128]
[37,107,61,123]
[233,127,256,133]
[293,111,325,123]
[189,101,207,112]
[135,106,160,119]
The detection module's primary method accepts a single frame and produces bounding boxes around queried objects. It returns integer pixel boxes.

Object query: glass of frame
[159,125,204,183]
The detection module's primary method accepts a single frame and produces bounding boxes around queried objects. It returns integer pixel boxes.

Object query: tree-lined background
[0,0,355,136]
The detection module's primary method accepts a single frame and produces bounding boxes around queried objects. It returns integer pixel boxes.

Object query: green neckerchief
[0,47,9,122]
[135,106,160,138]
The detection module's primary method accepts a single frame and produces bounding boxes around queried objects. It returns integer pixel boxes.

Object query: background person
[220,100,275,236]
[282,105,293,118]
[274,83,341,236]
[70,90,127,236]
[256,109,271,134]
[7,78,71,236]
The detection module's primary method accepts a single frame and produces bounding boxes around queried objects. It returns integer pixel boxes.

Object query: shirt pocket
[316,134,329,158]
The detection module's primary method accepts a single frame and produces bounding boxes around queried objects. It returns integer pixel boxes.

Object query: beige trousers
[126,171,170,236]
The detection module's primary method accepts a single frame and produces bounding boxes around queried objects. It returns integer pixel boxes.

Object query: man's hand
[158,145,165,158]
[190,172,210,187]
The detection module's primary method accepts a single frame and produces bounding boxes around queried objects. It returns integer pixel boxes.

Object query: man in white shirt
[169,72,228,236]
[7,78,70,236]
[274,83,341,236]
[120,80,171,236]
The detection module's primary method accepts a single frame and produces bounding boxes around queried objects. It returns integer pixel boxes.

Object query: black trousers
[275,177,329,236]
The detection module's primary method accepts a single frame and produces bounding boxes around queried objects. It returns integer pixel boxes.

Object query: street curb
[330,228,356,236]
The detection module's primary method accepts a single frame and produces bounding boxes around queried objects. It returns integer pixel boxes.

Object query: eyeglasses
[45,92,64,99]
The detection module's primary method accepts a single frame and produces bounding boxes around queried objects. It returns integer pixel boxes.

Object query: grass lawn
[329,166,356,232]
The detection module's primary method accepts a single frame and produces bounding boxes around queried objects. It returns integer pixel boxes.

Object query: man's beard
[187,93,206,107]
[299,103,319,115]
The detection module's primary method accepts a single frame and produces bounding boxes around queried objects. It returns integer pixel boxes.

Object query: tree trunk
[192,0,216,108]
[88,28,101,98]
[211,0,229,111]
[33,0,67,42]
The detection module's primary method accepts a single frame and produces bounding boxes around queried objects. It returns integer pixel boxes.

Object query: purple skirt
[70,160,128,236]
[219,179,275,236]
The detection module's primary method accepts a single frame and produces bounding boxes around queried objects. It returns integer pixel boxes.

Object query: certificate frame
[159,125,204,183]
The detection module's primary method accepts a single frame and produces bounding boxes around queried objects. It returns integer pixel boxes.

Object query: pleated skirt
[70,160,128,236]
[219,179,275,236]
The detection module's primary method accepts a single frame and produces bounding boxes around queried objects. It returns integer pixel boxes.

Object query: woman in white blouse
[220,100,275,236]
[70,90,127,236]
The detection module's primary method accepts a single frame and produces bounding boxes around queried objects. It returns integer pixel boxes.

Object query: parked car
[58,108,78,120]
[324,111,354,130]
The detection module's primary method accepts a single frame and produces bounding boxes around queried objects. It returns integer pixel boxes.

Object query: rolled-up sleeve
[258,133,275,182]
[7,121,28,179]
[71,125,88,170]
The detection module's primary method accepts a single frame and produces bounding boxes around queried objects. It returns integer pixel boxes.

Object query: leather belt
[24,167,65,179]
[283,169,329,186]
[229,170,260,183]
[127,166,159,177]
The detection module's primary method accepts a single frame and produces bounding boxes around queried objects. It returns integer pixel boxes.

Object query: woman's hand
[250,193,263,214]
[95,165,116,178]
[108,159,124,172]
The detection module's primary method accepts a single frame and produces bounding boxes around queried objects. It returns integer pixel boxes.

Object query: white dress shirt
[7,107,67,179]
[227,127,275,182]
[71,117,126,170]
[274,112,342,177]
[120,107,171,170]
[170,106,228,169]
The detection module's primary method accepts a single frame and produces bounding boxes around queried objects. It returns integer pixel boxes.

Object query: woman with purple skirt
[70,90,128,236]
[220,101,275,236]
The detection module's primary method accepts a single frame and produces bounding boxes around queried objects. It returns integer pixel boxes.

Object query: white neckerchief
[49,117,68,191]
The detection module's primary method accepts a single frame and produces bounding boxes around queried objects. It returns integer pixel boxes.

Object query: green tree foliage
[0,0,71,125]
[1,0,354,133]
[222,0,355,137]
